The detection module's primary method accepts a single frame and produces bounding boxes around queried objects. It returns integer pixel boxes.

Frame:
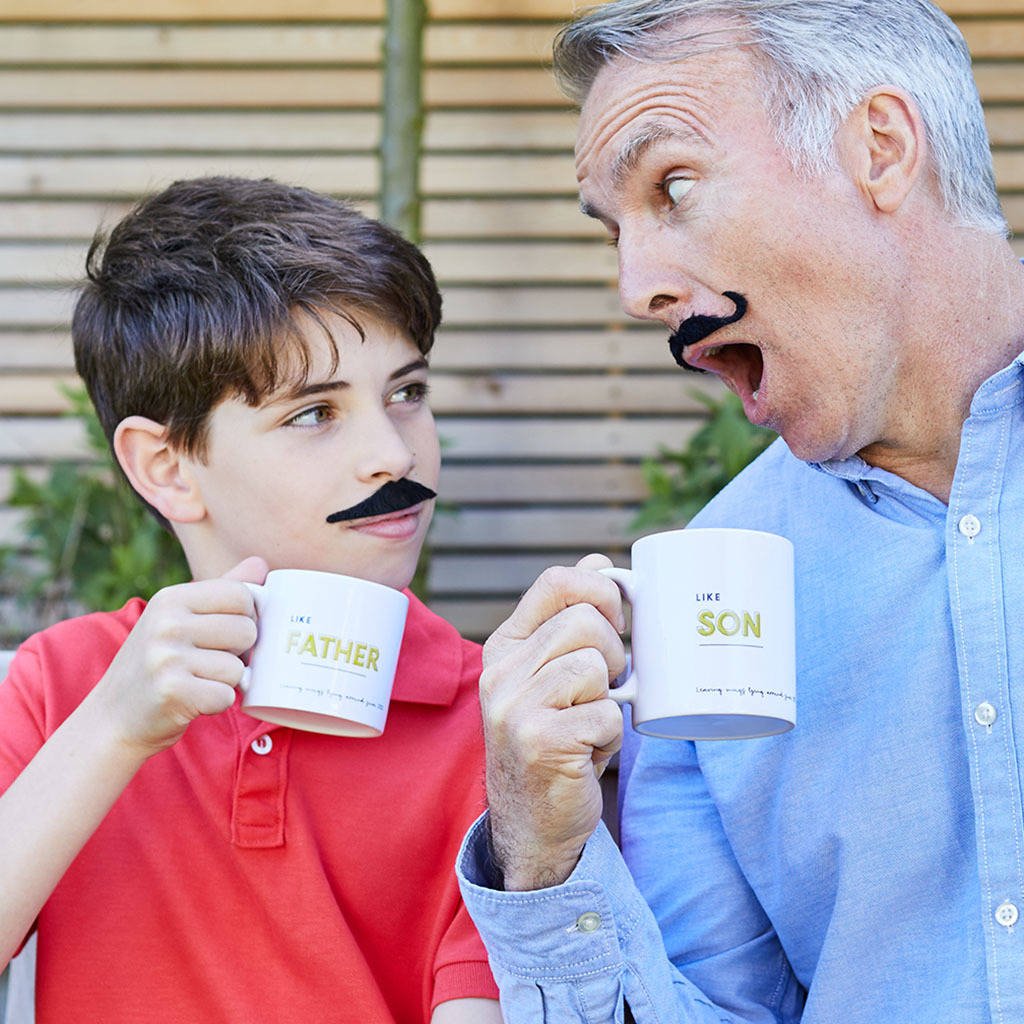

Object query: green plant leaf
[631,390,776,531]
[0,386,190,626]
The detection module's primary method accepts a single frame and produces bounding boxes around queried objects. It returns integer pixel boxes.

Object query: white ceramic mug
[601,528,796,740]
[241,569,409,737]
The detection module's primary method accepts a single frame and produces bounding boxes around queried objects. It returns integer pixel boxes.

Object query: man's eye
[665,177,695,206]
[287,405,331,427]
[391,381,430,404]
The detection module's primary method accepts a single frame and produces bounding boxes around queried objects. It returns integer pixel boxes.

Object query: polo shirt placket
[231,722,291,848]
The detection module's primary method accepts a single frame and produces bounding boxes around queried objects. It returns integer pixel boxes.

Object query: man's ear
[839,87,926,214]
[113,416,205,524]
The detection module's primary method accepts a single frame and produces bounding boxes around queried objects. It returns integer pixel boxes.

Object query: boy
[0,176,502,1023]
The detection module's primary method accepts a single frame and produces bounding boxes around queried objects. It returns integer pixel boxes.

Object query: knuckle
[535,564,578,600]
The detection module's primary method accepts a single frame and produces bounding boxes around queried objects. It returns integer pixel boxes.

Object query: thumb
[222,556,270,585]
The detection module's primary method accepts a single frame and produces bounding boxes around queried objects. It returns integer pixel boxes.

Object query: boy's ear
[839,87,925,214]
[113,416,206,524]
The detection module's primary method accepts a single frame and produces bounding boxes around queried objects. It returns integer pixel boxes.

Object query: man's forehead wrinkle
[576,83,718,192]
[609,122,704,190]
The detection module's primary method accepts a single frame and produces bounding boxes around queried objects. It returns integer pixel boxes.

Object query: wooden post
[380,0,425,243]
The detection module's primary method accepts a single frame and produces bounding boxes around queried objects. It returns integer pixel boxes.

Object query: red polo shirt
[0,593,497,1023]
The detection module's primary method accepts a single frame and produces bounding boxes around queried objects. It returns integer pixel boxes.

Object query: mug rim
[263,568,409,603]
[634,527,792,549]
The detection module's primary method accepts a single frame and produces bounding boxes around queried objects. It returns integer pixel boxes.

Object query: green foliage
[633,390,777,530]
[1,387,190,622]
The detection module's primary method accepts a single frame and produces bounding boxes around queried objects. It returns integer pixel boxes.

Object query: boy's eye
[287,404,332,427]
[390,381,430,405]
[664,176,695,207]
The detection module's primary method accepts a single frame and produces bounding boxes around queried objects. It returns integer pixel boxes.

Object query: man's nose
[616,235,694,324]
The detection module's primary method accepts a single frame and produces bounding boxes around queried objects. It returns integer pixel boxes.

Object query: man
[456,1,1024,1021]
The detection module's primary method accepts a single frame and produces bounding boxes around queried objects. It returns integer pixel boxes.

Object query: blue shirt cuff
[456,813,658,980]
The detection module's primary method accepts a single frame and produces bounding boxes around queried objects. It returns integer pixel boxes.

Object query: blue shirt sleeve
[457,814,792,1023]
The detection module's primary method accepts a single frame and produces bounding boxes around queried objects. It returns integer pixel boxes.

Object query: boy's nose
[354,414,416,483]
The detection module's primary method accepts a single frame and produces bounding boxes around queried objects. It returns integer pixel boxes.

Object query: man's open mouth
[689,341,765,403]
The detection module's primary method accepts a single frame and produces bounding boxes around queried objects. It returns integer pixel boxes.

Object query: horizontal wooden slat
[0,69,381,108]
[974,62,1024,103]
[0,239,616,285]
[0,155,577,200]
[0,0,575,19]
[423,598,513,641]
[0,0,1015,23]
[436,417,700,460]
[962,19,1024,55]
[431,506,640,548]
[943,0,1024,13]
[431,329,679,371]
[0,24,554,65]
[0,113,380,154]
[0,111,574,155]
[428,241,615,282]
[985,107,1024,147]
[0,375,79,413]
[0,155,378,199]
[439,463,650,503]
[429,551,629,593]
[0,332,74,369]
[0,68,564,109]
[0,418,86,461]
[0,197,596,243]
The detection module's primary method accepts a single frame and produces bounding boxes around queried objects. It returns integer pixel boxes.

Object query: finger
[481,603,626,705]
[187,612,259,656]
[176,578,259,616]
[570,698,624,764]
[522,645,613,711]
[494,565,626,646]
[188,648,248,687]
[184,677,239,718]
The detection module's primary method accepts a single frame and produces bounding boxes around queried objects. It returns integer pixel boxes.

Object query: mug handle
[238,581,266,694]
[598,566,639,706]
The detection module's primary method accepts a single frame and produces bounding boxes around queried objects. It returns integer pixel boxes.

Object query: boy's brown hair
[73,176,442,468]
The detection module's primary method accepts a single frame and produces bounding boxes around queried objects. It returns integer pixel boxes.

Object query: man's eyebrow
[610,123,701,190]
[579,123,706,222]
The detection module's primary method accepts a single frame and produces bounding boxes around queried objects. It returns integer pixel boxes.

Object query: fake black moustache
[668,291,748,371]
[326,479,437,524]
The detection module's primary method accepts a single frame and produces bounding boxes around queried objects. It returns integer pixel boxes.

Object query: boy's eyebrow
[273,358,429,403]
[390,358,429,379]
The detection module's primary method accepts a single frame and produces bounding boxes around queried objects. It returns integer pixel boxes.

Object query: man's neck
[859,237,1024,504]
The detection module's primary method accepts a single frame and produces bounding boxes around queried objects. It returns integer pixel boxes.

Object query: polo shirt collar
[389,590,464,708]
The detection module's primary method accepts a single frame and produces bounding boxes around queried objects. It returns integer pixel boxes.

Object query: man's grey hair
[553,0,1007,236]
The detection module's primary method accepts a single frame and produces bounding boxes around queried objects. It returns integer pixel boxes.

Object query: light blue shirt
[458,353,1024,1022]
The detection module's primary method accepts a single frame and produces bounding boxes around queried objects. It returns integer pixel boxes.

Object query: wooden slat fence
[0,0,1021,644]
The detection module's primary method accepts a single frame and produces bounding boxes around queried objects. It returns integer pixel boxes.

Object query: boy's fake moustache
[326,479,437,524]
